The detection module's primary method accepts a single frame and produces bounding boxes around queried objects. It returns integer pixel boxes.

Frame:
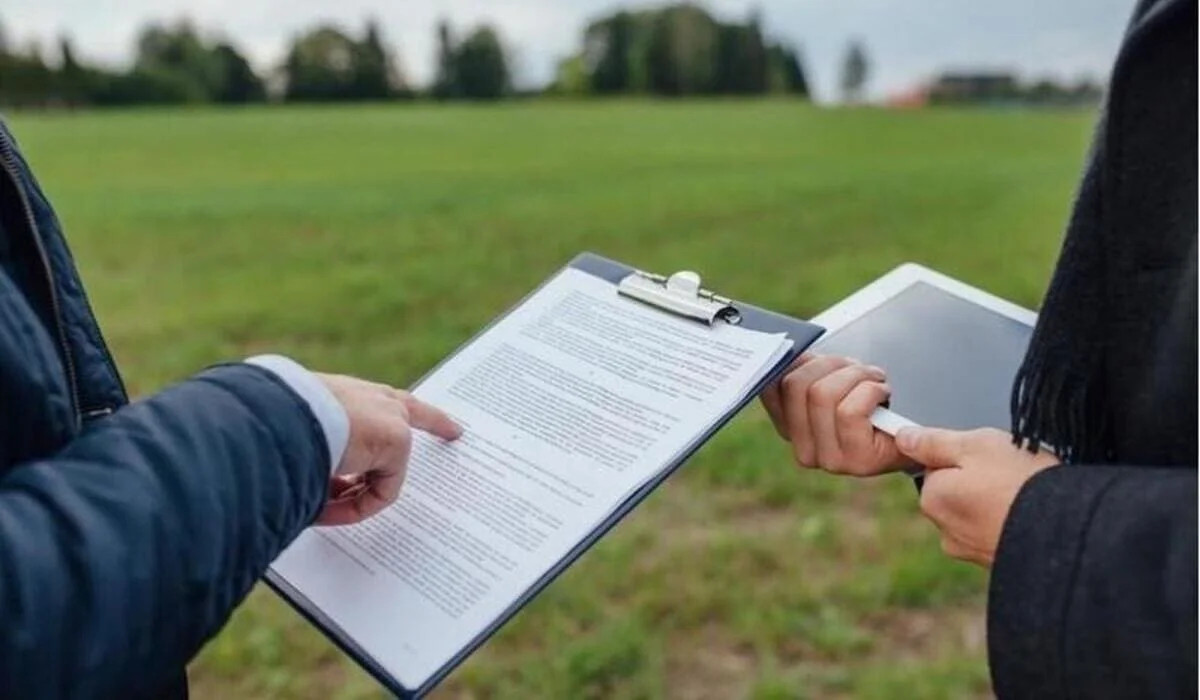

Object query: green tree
[589,11,634,94]
[135,20,221,98]
[454,25,509,99]
[715,18,768,94]
[121,20,266,104]
[0,40,58,107]
[57,35,90,105]
[0,14,268,107]
[714,22,741,93]
[350,18,397,100]
[767,43,810,97]
[785,47,810,97]
[90,66,205,105]
[212,43,265,103]
[740,11,769,93]
[550,54,589,96]
[840,39,870,103]
[282,25,359,102]
[432,19,457,99]
[59,35,80,76]
[645,5,721,96]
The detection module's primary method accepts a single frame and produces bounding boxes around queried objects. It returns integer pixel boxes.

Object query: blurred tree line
[0,3,814,109]
[0,4,1098,110]
[0,16,414,107]
[553,5,809,97]
[923,71,1103,107]
[0,19,264,106]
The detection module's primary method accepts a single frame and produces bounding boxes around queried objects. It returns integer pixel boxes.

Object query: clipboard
[264,251,826,698]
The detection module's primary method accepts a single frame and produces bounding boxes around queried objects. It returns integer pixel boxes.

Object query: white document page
[270,267,792,690]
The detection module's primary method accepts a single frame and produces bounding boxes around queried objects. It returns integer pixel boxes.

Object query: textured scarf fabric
[1010,0,1196,464]
[1009,117,1113,464]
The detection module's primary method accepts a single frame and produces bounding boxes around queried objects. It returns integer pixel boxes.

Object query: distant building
[927,72,1020,105]
[884,70,1105,109]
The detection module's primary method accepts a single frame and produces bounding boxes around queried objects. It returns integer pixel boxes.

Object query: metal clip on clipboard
[617,269,742,326]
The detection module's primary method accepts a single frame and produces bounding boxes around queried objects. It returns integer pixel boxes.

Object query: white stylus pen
[869,407,926,483]
[869,406,920,436]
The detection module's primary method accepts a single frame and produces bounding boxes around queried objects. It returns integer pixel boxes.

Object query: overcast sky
[3,0,1139,102]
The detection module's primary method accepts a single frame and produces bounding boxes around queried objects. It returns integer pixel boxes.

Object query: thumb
[895,427,967,469]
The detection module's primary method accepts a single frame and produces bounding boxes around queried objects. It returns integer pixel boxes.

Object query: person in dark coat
[761,0,1196,697]
[0,122,461,697]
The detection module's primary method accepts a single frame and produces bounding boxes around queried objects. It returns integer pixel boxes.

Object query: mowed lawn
[8,101,1094,699]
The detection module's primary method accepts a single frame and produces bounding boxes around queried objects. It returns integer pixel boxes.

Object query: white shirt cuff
[244,354,349,475]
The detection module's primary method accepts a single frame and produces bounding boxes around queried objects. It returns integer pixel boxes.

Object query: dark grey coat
[990,1,1197,698]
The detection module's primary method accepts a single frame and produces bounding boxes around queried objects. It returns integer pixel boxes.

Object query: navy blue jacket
[0,120,332,698]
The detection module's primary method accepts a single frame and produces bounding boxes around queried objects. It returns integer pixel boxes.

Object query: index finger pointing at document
[401,394,464,441]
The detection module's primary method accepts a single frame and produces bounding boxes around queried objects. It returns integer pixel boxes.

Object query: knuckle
[813,452,841,473]
[834,400,860,424]
[361,409,390,438]
[400,393,424,413]
[779,371,805,398]
[792,441,813,467]
[807,381,835,407]
[816,446,841,471]
[394,419,413,444]
[373,414,410,450]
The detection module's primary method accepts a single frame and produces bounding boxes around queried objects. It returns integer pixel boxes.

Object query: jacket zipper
[0,132,83,428]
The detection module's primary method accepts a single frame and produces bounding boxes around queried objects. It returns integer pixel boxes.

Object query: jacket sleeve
[0,363,331,699]
[987,464,1197,699]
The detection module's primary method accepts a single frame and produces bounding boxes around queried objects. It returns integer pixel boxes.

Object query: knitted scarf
[1010,0,1194,463]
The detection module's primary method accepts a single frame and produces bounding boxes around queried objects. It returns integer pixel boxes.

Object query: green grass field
[8,101,1095,699]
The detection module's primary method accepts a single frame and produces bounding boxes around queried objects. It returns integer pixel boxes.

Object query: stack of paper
[270,267,794,691]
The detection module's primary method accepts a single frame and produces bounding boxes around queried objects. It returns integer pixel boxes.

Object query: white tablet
[809,263,1039,436]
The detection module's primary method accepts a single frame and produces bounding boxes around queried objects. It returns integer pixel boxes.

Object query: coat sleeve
[0,363,331,699]
[987,464,1197,699]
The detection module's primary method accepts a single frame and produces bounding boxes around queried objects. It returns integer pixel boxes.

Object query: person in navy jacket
[0,119,461,699]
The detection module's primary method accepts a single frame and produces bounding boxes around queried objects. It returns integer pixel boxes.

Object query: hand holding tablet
[809,263,1036,435]
[767,263,1038,479]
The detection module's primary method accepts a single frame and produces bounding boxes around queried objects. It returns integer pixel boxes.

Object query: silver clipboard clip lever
[617,269,743,326]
